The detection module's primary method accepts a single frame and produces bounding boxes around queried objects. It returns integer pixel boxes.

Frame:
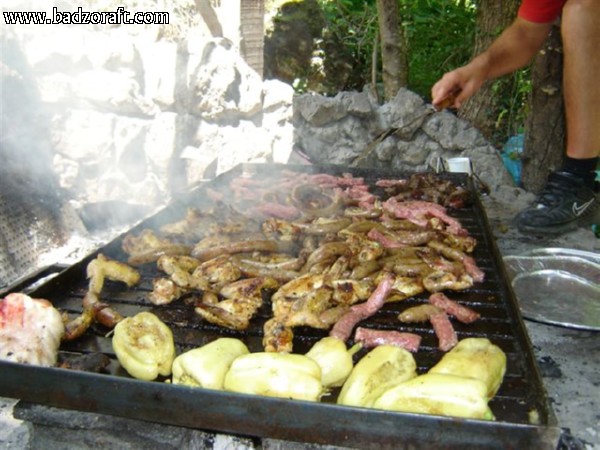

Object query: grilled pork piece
[383,199,467,236]
[430,311,458,352]
[354,327,422,352]
[0,293,64,366]
[428,292,480,324]
[329,272,395,342]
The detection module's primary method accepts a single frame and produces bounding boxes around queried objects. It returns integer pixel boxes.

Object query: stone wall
[293,87,514,193]
[2,1,513,213]
[1,1,294,209]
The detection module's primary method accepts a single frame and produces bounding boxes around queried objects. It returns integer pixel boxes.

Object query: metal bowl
[503,249,600,330]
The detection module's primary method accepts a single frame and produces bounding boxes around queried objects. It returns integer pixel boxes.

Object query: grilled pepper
[223,352,323,402]
[429,337,506,398]
[112,311,175,381]
[372,373,494,420]
[171,338,249,389]
[305,337,361,388]
[337,345,417,408]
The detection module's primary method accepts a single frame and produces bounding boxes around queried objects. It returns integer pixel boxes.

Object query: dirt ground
[481,186,600,449]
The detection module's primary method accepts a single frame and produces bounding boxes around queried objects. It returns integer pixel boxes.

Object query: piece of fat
[0,293,65,367]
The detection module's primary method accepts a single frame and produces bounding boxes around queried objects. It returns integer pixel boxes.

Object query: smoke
[0,1,296,290]
[0,30,63,206]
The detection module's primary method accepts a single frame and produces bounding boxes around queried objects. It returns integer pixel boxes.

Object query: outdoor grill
[0,163,561,449]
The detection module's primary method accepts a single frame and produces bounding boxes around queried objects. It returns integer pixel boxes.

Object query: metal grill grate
[0,193,65,289]
[0,164,559,449]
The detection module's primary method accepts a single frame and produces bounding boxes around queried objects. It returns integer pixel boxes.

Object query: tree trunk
[376,0,407,101]
[194,0,223,38]
[521,24,565,193]
[459,0,520,142]
[240,0,265,78]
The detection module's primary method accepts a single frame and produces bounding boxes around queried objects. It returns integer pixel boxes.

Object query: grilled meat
[354,327,422,352]
[0,293,64,366]
[398,304,442,323]
[195,277,279,330]
[430,311,458,352]
[329,272,395,342]
[428,292,480,324]
[119,172,484,355]
[64,254,140,340]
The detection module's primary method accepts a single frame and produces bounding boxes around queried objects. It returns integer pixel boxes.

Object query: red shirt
[518,0,567,23]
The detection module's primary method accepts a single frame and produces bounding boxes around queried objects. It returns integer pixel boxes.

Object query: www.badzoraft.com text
[3,7,169,25]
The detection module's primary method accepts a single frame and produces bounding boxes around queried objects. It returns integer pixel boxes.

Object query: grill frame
[0,163,560,448]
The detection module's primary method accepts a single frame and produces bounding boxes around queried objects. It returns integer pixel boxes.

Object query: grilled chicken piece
[64,254,140,340]
[283,288,334,329]
[149,278,187,306]
[87,253,141,295]
[264,274,340,351]
[0,293,64,366]
[122,229,191,265]
[330,279,373,305]
[157,255,202,289]
[160,207,217,240]
[195,277,279,330]
[193,254,242,289]
[263,318,294,353]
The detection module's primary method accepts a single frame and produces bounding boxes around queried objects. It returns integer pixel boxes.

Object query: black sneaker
[514,171,597,233]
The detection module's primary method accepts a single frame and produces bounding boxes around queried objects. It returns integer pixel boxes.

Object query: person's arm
[431,17,553,108]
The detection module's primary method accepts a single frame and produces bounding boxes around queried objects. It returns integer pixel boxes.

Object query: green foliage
[315,0,379,93]
[492,68,531,142]
[278,0,530,144]
[399,0,476,98]
[314,0,476,97]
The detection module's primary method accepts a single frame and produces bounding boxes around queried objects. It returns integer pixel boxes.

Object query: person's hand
[431,62,487,109]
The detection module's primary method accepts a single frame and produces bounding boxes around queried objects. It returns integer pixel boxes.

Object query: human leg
[514,0,599,234]
[561,0,600,161]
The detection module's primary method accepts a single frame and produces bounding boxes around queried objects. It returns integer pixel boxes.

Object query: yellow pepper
[171,338,249,389]
[429,337,507,398]
[337,345,417,408]
[112,311,175,381]
[372,373,494,420]
[305,337,361,388]
[223,352,323,402]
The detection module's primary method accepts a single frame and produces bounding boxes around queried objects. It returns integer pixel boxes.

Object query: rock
[463,147,515,192]
[293,87,514,193]
[50,109,115,163]
[73,69,157,116]
[262,79,294,113]
[143,112,177,170]
[422,112,487,150]
[377,88,426,130]
[294,94,346,127]
[36,73,76,104]
[190,39,263,119]
[393,132,442,168]
[337,90,374,118]
[137,39,181,108]
[270,122,295,164]
[17,27,93,74]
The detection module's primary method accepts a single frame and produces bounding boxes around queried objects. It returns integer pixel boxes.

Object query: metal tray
[0,163,559,449]
[504,250,600,331]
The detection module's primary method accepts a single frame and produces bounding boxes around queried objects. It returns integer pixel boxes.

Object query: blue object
[501,134,524,186]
